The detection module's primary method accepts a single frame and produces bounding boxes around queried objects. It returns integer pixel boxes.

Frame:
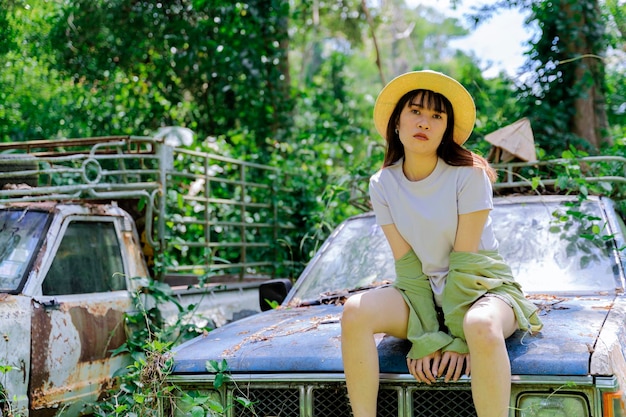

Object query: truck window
[0,209,50,293]
[42,221,127,295]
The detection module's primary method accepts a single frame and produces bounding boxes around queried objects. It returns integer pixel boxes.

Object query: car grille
[230,382,476,417]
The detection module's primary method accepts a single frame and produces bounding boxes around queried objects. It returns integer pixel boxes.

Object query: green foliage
[513,0,612,152]
[605,64,626,139]
[92,276,213,417]
[449,65,522,157]
[471,0,623,153]
[173,360,256,416]
[276,47,377,260]
[2,0,292,156]
[0,5,16,55]
[0,364,16,417]
[549,200,613,270]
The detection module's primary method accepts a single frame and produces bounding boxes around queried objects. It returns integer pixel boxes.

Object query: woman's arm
[381,223,446,383]
[381,223,412,260]
[434,209,489,380]
[454,210,490,252]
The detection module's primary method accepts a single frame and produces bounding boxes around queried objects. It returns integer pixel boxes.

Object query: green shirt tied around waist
[393,249,543,360]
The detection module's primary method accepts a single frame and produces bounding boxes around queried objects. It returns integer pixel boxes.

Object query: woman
[341,70,542,417]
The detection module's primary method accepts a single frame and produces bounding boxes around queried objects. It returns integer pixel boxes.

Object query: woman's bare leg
[341,287,410,417]
[463,297,518,417]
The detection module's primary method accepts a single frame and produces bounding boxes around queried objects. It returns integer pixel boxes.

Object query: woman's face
[396,91,448,158]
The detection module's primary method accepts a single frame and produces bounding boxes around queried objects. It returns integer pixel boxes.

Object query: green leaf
[207,399,226,412]
[0,365,14,374]
[531,176,542,190]
[234,395,256,408]
[214,372,224,389]
[205,360,220,373]
[190,405,206,417]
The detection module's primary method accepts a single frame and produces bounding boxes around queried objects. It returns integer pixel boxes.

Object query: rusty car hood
[172,295,616,376]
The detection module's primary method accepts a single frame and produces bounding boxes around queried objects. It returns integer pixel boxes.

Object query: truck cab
[0,202,147,416]
[0,134,289,415]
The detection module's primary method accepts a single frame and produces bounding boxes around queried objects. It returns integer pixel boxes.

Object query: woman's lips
[413,133,429,140]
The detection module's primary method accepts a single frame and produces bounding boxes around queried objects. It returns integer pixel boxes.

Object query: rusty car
[0,135,289,416]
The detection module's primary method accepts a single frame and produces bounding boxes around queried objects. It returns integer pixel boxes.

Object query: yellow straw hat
[373,70,476,145]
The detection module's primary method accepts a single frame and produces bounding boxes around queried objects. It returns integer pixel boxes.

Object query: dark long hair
[382,89,496,182]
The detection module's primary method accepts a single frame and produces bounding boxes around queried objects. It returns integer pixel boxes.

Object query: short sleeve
[457,168,493,215]
[369,171,394,225]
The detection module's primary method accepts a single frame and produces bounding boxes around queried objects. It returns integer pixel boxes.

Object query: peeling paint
[29,295,131,414]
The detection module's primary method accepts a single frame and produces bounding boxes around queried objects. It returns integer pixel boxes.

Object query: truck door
[30,216,132,416]
[0,208,51,416]
[0,295,31,416]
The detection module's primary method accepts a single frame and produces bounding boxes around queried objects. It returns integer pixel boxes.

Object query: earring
[394,128,399,135]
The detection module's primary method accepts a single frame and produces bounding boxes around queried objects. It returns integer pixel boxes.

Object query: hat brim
[373,70,476,145]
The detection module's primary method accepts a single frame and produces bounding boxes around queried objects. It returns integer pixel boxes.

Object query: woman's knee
[463,306,502,345]
[341,288,409,335]
[342,294,370,330]
[463,297,515,345]
[463,310,498,341]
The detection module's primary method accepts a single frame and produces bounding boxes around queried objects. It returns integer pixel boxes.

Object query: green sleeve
[442,251,543,352]
[393,250,454,359]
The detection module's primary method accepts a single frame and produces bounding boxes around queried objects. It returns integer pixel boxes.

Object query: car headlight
[174,389,225,417]
[517,393,589,417]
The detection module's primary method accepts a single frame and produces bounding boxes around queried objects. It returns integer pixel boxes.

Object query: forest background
[0,0,625,276]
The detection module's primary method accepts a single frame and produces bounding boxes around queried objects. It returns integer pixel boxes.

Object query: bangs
[407,89,449,114]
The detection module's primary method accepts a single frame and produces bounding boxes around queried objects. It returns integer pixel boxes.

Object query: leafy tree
[42,0,292,160]
[0,1,71,140]
[472,0,618,153]
[603,0,626,141]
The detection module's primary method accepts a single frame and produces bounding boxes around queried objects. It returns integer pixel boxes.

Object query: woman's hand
[438,351,471,382]
[406,350,441,385]
[407,351,470,384]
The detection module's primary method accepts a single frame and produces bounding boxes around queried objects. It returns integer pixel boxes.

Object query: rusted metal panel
[119,220,150,286]
[29,293,131,415]
[0,294,31,416]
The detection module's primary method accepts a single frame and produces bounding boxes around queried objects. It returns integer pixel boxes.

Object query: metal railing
[493,156,626,190]
[344,156,626,211]
[0,136,295,280]
[163,147,295,278]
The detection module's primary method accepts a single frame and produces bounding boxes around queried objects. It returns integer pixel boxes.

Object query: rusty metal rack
[0,136,161,202]
[493,156,626,191]
[0,136,295,279]
[344,156,626,212]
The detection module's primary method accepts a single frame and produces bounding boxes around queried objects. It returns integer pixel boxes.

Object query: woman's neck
[402,153,438,181]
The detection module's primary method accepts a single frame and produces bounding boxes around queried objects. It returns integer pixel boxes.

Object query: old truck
[167,157,626,417]
[0,135,293,416]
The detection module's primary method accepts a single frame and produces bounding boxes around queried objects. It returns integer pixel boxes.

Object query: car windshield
[289,199,618,303]
[0,209,50,293]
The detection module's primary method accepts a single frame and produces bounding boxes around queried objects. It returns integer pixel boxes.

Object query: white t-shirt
[369,158,498,306]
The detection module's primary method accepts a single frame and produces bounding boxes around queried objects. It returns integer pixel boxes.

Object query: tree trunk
[562,0,612,149]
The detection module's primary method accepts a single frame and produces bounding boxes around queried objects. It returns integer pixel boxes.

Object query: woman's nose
[417,119,430,130]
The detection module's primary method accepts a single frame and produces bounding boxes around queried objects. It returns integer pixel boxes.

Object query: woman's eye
[411,109,420,114]
[433,113,442,119]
